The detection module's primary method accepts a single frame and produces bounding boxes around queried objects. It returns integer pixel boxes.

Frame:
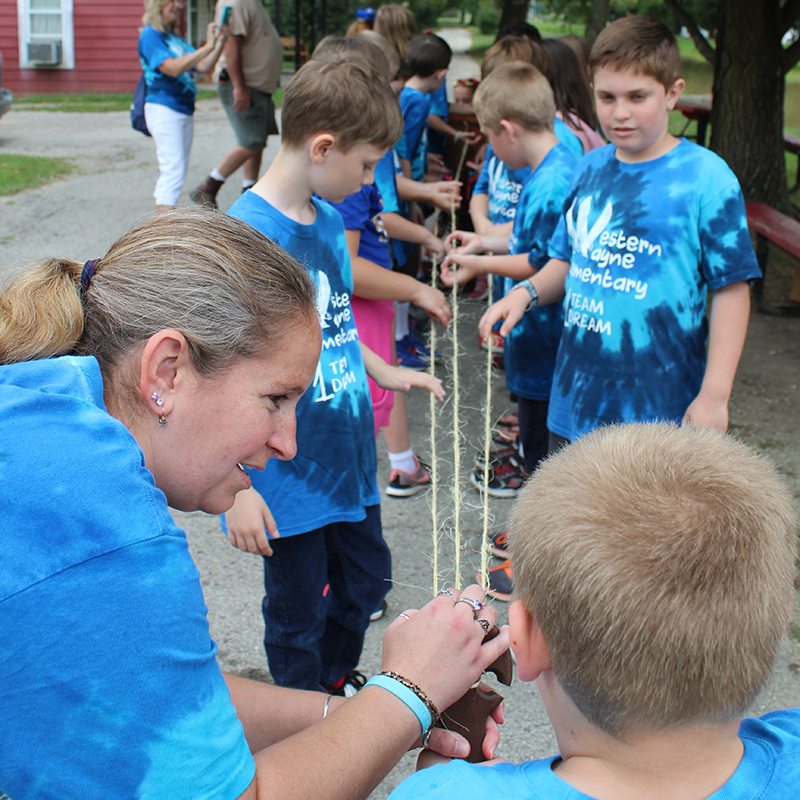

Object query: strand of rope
[429,254,440,596]
[479,273,494,589]
[449,194,463,590]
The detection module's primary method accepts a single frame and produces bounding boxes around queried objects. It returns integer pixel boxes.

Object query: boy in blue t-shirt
[225,57,442,693]
[396,33,452,182]
[390,422,800,800]
[482,15,760,443]
[441,62,576,599]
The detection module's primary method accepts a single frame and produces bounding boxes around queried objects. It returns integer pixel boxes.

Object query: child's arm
[469,193,513,238]
[360,343,445,401]
[445,230,510,256]
[398,157,412,180]
[224,486,279,556]
[396,176,462,211]
[346,230,451,327]
[427,114,479,145]
[478,258,570,340]
[441,252,533,288]
[683,280,751,431]
[381,212,446,260]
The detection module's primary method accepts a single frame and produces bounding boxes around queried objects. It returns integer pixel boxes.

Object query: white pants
[144,102,194,206]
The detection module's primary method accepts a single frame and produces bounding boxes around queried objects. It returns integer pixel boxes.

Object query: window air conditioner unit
[28,42,62,65]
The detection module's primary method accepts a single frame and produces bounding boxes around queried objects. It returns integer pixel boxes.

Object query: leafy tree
[665,0,800,206]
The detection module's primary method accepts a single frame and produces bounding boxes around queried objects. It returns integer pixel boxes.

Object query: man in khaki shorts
[191,0,282,208]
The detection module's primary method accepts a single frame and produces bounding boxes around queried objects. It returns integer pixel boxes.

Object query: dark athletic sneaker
[325,670,368,698]
[485,560,513,602]
[488,530,509,560]
[369,599,388,622]
[470,451,528,498]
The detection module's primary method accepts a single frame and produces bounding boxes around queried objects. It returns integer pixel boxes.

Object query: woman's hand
[417,699,505,765]
[224,486,279,556]
[380,585,509,715]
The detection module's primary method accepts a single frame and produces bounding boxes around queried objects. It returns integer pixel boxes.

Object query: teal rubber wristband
[364,674,432,735]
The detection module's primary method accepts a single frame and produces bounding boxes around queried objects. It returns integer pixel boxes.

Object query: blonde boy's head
[280,57,403,152]
[510,423,798,736]
[473,61,555,134]
[589,15,681,91]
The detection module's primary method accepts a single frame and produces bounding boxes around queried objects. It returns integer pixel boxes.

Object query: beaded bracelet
[364,672,440,736]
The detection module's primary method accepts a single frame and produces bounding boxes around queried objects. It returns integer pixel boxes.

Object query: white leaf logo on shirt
[315,271,331,329]
[567,196,613,257]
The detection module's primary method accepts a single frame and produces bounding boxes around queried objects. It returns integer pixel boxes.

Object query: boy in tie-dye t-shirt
[481,15,760,444]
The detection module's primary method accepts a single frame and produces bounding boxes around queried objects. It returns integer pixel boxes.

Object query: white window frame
[17,0,75,70]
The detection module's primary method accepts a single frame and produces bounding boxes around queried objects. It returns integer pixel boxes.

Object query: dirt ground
[1,94,799,795]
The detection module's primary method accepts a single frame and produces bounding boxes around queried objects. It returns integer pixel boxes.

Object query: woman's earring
[151,392,167,426]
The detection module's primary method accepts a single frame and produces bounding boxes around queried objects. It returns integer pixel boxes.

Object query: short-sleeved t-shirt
[473,120,582,225]
[138,25,196,114]
[428,82,449,155]
[227,192,380,536]
[388,709,800,800]
[504,144,577,402]
[546,139,761,440]
[327,183,391,270]
[374,148,410,266]
[0,356,254,800]
[397,86,431,181]
[214,0,282,94]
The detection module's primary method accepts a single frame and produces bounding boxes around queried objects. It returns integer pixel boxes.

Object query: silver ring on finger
[438,588,456,601]
[477,617,491,633]
[455,596,484,617]
[399,612,411,620]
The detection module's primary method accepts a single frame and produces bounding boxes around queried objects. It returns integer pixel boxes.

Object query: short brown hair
[510,423,798,736]
[481,36,548,80]
[589,15,681,90]
[280,56,403,152]
[473,61,555,133]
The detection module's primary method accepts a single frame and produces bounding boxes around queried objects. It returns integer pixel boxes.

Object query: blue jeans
[261,505,391,690]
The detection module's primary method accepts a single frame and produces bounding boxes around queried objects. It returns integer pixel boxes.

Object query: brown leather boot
[190,176,223,209]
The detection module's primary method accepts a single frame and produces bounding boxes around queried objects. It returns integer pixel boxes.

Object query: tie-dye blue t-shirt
[473,120,582,225]
[396,86,431,181]
[546,139,761,440]
[504,144,577,402]
[0,356,254,800]
[327,183,391,270]
[228,192,380,536]
[138,26,197,115]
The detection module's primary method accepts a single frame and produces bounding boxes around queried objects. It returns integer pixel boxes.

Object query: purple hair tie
[80,259,100,295]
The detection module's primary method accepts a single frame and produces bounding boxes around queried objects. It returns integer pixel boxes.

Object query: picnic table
[675,94,712,146]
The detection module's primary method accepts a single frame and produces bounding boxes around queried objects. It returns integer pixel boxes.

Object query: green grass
[10,88,219,112]
[0,154,75,195]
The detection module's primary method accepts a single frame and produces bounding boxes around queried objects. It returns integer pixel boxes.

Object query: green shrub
[476,2,500,36]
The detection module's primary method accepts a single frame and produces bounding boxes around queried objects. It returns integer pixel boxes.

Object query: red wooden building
[0,0,214,95]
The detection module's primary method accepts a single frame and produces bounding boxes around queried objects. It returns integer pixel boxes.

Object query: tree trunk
[710,0,789,206]
[498,0,528,33]
[584,0,610,46]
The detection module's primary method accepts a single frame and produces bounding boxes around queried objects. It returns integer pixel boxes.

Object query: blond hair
[373,4,417,59]
[510,423,798,736]
[0,209,316,414]
[280,56,403,152]
[481,35,548,80]
[141,0,174,33]
[473,61,555,133]
[313,34,392,82]
[589,15,681,91]
[357,30,401,81]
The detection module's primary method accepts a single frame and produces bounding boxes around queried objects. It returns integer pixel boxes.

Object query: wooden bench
[280,36,309,69]
[784,133,800,194]
[745,201,800,315]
